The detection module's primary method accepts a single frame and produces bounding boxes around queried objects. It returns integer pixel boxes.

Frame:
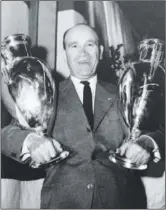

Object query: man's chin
[78,73,95,80]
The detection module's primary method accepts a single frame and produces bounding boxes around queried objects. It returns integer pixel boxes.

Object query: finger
[119,142,130,156]
[48,144,56,158]
[130,151,145,164]
[42,147,52,162]
[135,151,150,165]
[41,141,57,161]
[52,139,63,153]
[125,144,142,160]
[45,140,57,159]
[30,144,50,163]
[127,145,150,165]
[31,149,45,163]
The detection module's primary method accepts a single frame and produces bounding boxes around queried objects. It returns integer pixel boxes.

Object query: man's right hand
[21,133,63,165]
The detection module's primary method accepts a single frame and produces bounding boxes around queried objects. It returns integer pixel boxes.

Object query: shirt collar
[70,75,97,87]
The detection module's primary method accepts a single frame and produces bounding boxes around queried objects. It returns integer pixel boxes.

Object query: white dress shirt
[70,75,97,112]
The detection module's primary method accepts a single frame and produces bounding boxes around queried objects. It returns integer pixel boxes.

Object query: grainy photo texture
[1,1,165,209]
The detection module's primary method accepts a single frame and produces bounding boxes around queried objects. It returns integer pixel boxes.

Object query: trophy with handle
[1,34,70,168]
[109,39,165,170]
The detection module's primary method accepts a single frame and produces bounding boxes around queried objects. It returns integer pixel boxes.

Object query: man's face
[64,25,103,80]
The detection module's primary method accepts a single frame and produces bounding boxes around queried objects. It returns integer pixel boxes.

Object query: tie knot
[81,81,90,86]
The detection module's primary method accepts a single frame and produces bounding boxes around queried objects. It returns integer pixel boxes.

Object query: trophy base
[30,151,70,168]
[28,144,72,168]
[109,153,147,170]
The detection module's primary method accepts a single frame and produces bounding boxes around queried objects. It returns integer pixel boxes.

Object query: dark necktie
[81,81,94,129]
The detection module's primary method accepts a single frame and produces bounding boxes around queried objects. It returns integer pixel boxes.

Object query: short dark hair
[63,23,100,50]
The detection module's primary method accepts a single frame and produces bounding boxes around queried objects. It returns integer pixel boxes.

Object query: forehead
[65,25,98,44]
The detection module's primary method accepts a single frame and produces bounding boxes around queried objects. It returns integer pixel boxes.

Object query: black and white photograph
[1,1,165,209]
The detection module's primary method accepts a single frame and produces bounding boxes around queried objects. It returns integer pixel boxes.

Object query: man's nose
[79,47,88,56]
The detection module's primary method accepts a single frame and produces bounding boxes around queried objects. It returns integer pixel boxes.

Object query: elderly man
[2,24,164,209]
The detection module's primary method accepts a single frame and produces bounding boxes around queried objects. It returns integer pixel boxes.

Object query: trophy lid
[1,34,32,73]
[138,38,165,68]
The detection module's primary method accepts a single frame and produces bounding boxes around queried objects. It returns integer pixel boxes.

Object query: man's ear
[63,49,67,62]
[99,45,104,60]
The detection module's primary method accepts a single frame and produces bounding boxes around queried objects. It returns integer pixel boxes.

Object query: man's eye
[71,44,77,48]
[87,43,93,47]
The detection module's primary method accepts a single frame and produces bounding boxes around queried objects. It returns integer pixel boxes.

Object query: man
[2,24,164,209]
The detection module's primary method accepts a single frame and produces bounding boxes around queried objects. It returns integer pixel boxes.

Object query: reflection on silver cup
[109,60,165,170]
[1,34,32,83]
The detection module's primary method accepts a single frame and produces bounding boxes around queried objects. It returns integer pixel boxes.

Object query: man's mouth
[78,60,89,64]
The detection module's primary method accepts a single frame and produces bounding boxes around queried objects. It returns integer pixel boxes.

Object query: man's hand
[118,136,155,166]
[21,133,63,165]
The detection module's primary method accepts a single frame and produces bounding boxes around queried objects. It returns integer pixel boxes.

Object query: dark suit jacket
[1,79,164,208]
[40,79,163,209]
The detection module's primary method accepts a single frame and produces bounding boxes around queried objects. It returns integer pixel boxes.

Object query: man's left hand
[118,136,155,166]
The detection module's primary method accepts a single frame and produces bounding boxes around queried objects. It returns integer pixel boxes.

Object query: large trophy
[1,34,70,168]
[109,39,165,170]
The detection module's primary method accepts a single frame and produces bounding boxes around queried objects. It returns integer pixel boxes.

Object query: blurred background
[1,1,165,79]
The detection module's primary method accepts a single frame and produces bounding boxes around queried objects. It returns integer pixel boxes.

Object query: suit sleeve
[147,95,165,160]
[1,121,33,163]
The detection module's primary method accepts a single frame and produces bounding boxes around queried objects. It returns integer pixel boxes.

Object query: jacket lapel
[93,81,116,131]
[60,79,117,131]
[60,78,91,129]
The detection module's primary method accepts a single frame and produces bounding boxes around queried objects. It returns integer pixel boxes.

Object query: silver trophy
[1,34,70,168]
[109,39,165,170]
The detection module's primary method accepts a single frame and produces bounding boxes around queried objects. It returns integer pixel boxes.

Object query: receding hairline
[63,23,100,49]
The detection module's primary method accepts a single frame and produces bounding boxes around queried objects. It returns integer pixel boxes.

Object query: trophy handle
[109,152,147,170]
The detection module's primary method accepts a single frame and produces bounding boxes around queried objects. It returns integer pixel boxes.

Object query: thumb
[52,139,63,153]
[118,142,130,156]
